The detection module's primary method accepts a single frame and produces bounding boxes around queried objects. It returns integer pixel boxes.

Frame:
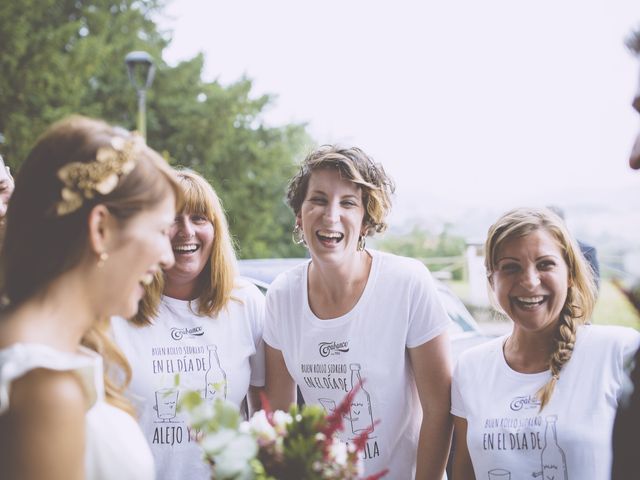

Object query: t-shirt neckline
[303,249,380,328]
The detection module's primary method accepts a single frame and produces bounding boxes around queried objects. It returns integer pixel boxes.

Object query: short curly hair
[286,145,395,236]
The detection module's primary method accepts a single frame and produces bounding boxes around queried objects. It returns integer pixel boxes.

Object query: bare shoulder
[10,367,89,416]
[0,368,87,480]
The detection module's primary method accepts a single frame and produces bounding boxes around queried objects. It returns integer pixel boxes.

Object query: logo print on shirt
[318,340,350,357]
[170,326,204,340]
[510,394,541,411]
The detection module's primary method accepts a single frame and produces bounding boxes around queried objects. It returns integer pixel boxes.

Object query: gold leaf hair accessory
[55,135,141,216]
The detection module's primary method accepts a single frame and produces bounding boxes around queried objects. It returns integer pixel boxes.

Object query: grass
[592,280,640,329]
[446,279,640,330]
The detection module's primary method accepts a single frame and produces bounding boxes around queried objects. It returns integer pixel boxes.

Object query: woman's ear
[87,204,113,257]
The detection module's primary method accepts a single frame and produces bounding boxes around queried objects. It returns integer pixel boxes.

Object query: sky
[156,0,640,244]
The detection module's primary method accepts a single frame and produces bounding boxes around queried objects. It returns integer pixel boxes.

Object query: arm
[247,385,263,417]
[452,415,476,480]
[0,368,87,480]
[265,343,296,411]
[408,331,453,480]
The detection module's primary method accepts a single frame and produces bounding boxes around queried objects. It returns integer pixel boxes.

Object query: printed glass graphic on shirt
[154,387,179,422]
[205,344,227,400]
[487,469,511,479]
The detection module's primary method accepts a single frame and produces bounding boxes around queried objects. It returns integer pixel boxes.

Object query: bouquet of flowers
[180,384,387,480]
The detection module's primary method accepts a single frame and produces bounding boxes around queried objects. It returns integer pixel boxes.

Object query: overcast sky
[157,0,640,237]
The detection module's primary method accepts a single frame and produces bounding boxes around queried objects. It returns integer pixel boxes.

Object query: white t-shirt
[263,249,451,478]
[451,324,640,480]
[0,343,155,480]
[111,278,265,480]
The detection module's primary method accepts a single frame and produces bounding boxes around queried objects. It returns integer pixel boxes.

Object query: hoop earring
[357,234,366,252]
[292,224,306,246]
[97,251,109,268]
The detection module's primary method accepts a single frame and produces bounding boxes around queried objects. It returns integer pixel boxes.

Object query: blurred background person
[111,168,265,480]
[547,204,600,290]
[611,30,640,480]
[0,115,180,479]
[0,153,15,248]
[452,207,639,479]
[0,154,13,222]
[264,146,453,479]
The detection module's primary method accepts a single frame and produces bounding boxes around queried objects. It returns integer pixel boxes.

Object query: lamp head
[125,51,156,91]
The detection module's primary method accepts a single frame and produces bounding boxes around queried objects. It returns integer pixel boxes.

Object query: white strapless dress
[0,343,155,480]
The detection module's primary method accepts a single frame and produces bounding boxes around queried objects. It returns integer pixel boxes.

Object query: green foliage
[0,0,312,258]
[376,224,466,279]
[592,280,640,329]
[147,63,312,258]
[0,0,166,164]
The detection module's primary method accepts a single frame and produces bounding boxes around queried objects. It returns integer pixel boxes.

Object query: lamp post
[125,51,156,140]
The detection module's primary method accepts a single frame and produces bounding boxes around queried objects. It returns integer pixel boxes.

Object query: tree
[0,0,312,257]
[0,0,166,164]
[376,225,466,279]
[148,57,312,257]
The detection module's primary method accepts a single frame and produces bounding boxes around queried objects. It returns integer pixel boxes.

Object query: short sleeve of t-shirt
[403,259,451,349]
[242,280,266,387]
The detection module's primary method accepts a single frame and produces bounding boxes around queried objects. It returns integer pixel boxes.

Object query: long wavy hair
[133,168,238,324]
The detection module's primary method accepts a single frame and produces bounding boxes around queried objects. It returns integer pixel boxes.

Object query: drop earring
[292,224,307,246]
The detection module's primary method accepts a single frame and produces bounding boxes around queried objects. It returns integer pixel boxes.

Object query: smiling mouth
[316,231,344,244]
[173,244,200,255]
[513,295,546,309]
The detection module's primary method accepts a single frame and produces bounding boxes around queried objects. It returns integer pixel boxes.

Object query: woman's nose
[177,218,195,237]
[520,267,541,289]
[323,202,340,223]
[159,239,175,270]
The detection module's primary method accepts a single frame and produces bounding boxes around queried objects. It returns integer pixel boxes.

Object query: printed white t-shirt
[451,324,640,480]
[263,249,451,478]
[111,278,265,480]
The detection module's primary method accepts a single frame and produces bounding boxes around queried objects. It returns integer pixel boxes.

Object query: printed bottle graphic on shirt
[348,363,374,435]
[204,344,227,400]
[540,415,568,480]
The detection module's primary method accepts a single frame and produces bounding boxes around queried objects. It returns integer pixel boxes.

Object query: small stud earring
[97,252,109,268]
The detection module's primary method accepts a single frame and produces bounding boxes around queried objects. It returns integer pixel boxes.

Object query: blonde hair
[133,168,238,324]
[484,207,597,410]
[286,145,395,236]
[0,115,183,416]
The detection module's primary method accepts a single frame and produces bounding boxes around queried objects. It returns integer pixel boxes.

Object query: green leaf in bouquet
[213,399,243,430]
[180,389,204,411]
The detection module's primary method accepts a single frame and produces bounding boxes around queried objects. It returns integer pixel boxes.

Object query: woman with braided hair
[451,207,640,480]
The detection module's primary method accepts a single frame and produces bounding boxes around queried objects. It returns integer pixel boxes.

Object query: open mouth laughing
[173,243,200,255]
[513,295,546,310]
[316,230,344,245]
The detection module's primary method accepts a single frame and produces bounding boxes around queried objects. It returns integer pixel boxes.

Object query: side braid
[537,290,581,410]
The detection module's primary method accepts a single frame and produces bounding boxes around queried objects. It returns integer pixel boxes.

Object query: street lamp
[125,50,156,140]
